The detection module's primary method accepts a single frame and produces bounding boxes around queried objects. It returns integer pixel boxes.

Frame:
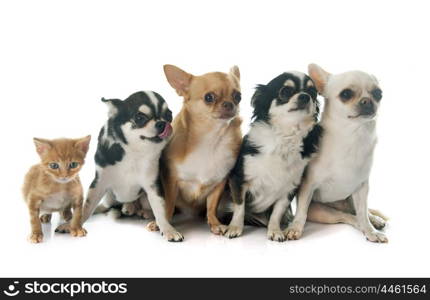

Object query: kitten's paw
[369,214,386,230]
[146,221,159,232]
[365,230,388,243]
[268,229,286,242]
[55,223,71,234]
[40,214,52,223]
[285,223,304,240]
[161,228,184,242]
[70,227,87,237]
[29,232,43,243]
[224,225,243,239]
[210,224,228,235]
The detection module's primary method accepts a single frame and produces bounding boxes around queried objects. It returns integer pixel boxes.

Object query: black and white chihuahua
[81,91,183,242]
[225,72,322,241]
[285,64,388,243]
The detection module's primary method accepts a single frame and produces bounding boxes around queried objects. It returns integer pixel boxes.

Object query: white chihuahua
[285,64,388,243]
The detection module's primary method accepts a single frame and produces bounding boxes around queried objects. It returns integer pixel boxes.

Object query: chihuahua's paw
[29,232,43,243]
[55,223,71,234]
[369,214,386,230]
[224,225,243,239]
[365,230,388,243]
[146,221,159,232]
[268,229,286,242]
[136,209,154,220]
[161,228,184,242]
[285,223,304,240]
[70,227,87,237]
[210,224,228,235]
[40,214,52,223]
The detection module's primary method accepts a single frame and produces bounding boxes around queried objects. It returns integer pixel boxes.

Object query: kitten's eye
[204,93,215,103]
[280,86,295,99]
[233,91,241,103]
[339,89,354,101]
[49,163,59,170]
[134,112,148,126]
[371,88,383,101]
[69,162,79,169]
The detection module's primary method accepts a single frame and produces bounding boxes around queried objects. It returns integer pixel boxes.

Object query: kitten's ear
[101,98,122,117]
[33,138,52,156]
[75,135,91,155]
[308,63,331,94]
[163,64,193,97]
[229,65,240,80]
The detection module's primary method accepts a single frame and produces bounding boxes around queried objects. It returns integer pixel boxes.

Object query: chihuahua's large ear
[75,135,91,155]
[308,63,331,94]
[251,84,271,122]
[230,65,240,80]
[163,65,193,96]
[33,138,52,157]
[101,98,122,117]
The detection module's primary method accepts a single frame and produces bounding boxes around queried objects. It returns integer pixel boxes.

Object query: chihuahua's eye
[280,86,295,99]
[134,112,149,126]
[163,109,173,122]
[306,87,318,99]
[49,163,59,170]
[69,162,79,169]
[371,88,382,101]
[339,89,354,101]
[233,91,241,103]
[204,93,215,104]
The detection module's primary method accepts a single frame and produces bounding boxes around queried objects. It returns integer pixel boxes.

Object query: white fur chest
[41,191,71,213]
[246,125,310,213]
[315,122,377,202]
[98,146,161,203]
[176,131,236,201]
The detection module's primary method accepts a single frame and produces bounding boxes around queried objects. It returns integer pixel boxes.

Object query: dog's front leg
[352,181,388,243]
[267,197,290,242]
[206,179,228,235]
[224,178,246,239]
[285,180,316,240]
[81,179,107,224]
[142,181,183,242]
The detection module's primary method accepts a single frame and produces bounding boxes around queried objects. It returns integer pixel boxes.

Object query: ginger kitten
[22,136,91,243]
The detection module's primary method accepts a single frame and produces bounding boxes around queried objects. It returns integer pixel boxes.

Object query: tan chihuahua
[148,65,242,235]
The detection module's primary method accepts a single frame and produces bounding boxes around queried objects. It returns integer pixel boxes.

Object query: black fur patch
[229,135,260,204]
[301,124,323,159]
[89,171,99,189]
[94,139,125,167]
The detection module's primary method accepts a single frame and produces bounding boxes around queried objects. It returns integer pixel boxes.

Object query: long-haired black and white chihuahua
[224,72,322,241]
[80,91,184,242]
[285,64,388,243]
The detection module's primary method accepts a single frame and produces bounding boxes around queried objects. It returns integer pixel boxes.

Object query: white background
[0,0,429,277]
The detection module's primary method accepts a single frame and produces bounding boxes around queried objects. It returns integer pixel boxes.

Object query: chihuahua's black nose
[222,101,234,111]
[359,97,375,115]
[297,94,310,108]
[155,121,167,133]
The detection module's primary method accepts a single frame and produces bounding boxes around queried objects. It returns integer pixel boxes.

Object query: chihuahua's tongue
[158,123,172,139]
